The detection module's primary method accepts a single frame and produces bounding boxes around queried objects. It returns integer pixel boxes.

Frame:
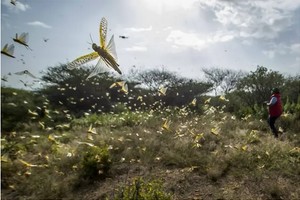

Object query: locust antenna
[87,33,94,45]
[89,33,94,44]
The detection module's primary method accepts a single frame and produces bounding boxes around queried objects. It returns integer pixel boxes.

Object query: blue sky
[1,0,300,89]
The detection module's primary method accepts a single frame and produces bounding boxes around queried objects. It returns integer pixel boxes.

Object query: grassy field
[1,104,300,200]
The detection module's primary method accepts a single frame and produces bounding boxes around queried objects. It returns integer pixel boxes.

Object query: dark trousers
[267,116,279,138]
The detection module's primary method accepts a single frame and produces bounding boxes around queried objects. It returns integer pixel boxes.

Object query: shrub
[113,177,171,200]
[280,114,300,133]
[78,145,111,181]
[1,87,41,132]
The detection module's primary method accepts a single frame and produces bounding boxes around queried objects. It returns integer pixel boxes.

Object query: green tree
[129,68,213,108]
[281,75,300,104]
[236,66,284,106]
[40,64,117,116]
[129,68,184,91]
[162,79,212,107]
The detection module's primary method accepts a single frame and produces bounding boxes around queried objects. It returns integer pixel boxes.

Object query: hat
[271,88,280,94]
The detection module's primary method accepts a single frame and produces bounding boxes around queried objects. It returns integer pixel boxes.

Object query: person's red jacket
[269,93,283,117]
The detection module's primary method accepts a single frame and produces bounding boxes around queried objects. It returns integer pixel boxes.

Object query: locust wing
[105,35,118,61]
[86,56,108,79]
[67,52,99,69]
[2,44,8,51]
[14,70,37,78]
[1,44,15,58]
[13,32,32,50]
[19,32,29,44]
[104,35,122,74]
[99,17,108,48]
[13,32,28,44]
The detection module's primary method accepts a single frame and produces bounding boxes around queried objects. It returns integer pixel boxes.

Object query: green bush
[280,114,300,132]
[78,145,111,181]
[1,87,52,132]
[113,177,171,200]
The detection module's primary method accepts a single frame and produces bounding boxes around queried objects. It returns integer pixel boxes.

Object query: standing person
[265,88,283,138]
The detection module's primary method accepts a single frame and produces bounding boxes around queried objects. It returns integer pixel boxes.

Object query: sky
[1,0,300,89]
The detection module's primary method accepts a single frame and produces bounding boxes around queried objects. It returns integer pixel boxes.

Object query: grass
[1,107,300,199]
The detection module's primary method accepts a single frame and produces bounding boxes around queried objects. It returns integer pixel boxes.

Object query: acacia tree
[129,68,213,107]
[40,64,118,116]
[202,67,244,95]
[129,68,185,91]
[40,65,214,115]
[159,79,212,107]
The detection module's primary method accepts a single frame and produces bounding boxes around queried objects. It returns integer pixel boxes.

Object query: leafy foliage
[40,64,117,116]
[114,178,171,200]
[129,68,182,91]
[1,87,45,132]
[78,145,111,181]
[236,66,284,106]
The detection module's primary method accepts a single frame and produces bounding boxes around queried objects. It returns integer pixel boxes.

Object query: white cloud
[125,26,152,32]
[199,0,300,40]
[290,57,300,72]
[15,1,30,11]
[263,50,275,59]
[166,30,207,51]
[125,46,148,52]
[262,42,296,59]
[163,26,172,31]
[290,43,300,54]
[2,13,9,17]
[141,0,199,13]
[2,0,30,12]
[209,31,236,43]
[166,30,236,51]
[214,5,241,26]
[27,21,52,29]
[241,39,253,46]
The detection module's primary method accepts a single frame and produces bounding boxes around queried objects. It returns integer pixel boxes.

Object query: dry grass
[1,109,300,199]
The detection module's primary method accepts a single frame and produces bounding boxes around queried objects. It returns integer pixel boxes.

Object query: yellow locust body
[92,43,121,74]
[67,17,121,78]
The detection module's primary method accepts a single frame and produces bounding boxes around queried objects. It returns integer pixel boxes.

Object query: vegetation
[1,65,299,199]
